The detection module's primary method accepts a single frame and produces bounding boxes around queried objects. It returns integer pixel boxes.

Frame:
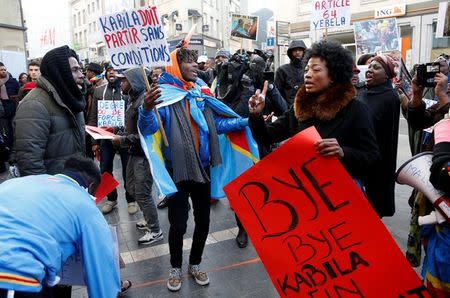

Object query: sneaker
[188,264,209,286]
[138,229,163,245]
[136,219,148,230]
[167,268,182,291]
[119,280,132,295]
[157,197,168,209]
[101,201,117,214]
[127,202,138,215]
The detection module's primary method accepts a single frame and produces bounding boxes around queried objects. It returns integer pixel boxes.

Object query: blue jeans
[100,140,134,203]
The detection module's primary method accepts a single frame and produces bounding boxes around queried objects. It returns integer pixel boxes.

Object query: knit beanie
[40,45,85,114]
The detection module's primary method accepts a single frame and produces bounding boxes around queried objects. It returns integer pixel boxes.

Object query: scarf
[40,45,85,114]
[169,98,221,184]
[0,73,10,100]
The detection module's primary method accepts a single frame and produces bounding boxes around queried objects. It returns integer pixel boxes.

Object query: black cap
[87,62,103,75]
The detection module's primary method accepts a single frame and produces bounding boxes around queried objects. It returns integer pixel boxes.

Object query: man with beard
[88,65,137,215]
[13,45,86,176]
[275,40,307,105]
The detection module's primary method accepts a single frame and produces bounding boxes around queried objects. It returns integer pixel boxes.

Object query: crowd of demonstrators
[274,40,307,106]
[0,36,449,297]
[138,46,251,292]
[87,65,138,215]
[0,157,121,298]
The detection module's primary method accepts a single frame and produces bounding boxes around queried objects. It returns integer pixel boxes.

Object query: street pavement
[0,116,422,297]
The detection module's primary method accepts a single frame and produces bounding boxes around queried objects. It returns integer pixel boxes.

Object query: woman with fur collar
[248,40,380,187]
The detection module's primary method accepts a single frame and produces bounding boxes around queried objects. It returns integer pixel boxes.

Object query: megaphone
[395,152,450,225]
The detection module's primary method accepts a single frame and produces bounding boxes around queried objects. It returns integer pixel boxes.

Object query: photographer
[408,59,450,142]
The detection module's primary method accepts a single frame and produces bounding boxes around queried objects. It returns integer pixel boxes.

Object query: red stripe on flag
[227,131,250,152]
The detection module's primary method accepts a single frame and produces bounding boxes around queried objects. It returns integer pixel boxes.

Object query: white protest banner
[310,0,352,31]
[97,100,125,127]
[98,6,172,69]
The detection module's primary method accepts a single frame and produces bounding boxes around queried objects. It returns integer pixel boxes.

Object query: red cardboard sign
[224,127,429,297]
[95,172,119,205]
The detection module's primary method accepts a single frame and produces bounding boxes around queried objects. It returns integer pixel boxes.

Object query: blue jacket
[0,174,120,297]
[138,72,248,168]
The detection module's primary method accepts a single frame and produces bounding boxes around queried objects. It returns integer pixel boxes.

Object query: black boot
[236,227,248,248]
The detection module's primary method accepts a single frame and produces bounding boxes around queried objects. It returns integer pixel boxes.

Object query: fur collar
[294,82,356,121]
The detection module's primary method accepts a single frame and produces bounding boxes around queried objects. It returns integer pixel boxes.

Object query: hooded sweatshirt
[274,40,307,105]
[118,67,148,155]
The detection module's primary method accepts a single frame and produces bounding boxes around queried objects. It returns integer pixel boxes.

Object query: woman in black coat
[359,55,400,217]
[248,40,380,189]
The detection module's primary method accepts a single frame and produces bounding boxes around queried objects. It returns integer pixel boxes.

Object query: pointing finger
[261,80,269,97]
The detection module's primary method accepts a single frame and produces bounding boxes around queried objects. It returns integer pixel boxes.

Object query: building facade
[0,0,27,78]
[273,0,450,68]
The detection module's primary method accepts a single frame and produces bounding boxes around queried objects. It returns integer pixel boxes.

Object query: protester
[112,67,163,245]
[13,45,85,176]
[18,72,28,86]
[27,61,41,82]
[88,65,137,215]
[17,61,41,102]
[404,61,450,268]
[359,54,400,217]
[249,40,380,190]
[420,113,450,297]
[84,62,105,159]
[357,53,375,65]
[138,46,253,292]
[0,62,19,173]
[0,157,120,297]
[274,40,307,105]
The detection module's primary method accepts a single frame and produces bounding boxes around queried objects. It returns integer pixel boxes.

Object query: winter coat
[13,76,85,176]
[359,80,400,217]
[249,82,380,181]
[2,73,20,100]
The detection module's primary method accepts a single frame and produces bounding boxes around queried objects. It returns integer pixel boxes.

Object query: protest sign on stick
[98,6,170,145]
[310,0,352,32]
[224,127,430,297]
[231,14,258,40]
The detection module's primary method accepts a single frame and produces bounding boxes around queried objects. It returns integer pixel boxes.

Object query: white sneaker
[138,229,163,245]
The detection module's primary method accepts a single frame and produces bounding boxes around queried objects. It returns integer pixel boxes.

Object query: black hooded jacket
[275,40,306,106]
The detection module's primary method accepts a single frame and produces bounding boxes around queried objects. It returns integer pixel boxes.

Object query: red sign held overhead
[224,127,429,297]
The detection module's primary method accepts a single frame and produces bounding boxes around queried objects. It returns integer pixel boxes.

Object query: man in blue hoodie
[0,157,120,298]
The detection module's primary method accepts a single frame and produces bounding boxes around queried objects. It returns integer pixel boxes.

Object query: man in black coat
[275,40,307,106]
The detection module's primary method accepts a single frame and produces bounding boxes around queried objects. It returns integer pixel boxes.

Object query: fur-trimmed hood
[294,82,356,121]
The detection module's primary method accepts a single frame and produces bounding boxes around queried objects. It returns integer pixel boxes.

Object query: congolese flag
[139,83,259,198]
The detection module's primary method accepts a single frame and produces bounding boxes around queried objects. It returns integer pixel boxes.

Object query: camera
[416,62,441,87]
